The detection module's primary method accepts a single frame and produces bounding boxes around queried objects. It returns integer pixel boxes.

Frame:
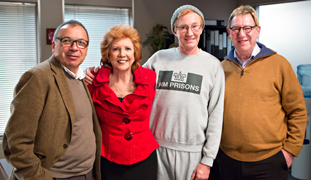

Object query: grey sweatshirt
[143,48,224,166]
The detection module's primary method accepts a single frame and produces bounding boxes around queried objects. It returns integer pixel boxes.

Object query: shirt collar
[234,43,261,67]
[93,66,146,87]
[61,64,85,80]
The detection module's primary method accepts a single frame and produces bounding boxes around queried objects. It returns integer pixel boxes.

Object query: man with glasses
[217,5,307,179]
[144,5,224,180]
[2,20,101,180]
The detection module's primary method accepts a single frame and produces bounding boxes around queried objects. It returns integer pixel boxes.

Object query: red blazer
[88,66,159,165]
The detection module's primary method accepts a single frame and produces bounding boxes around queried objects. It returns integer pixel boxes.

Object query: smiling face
[227,14,261,58]
[174,12,203,55]
[52,24,88,74]
[108,37,135,73]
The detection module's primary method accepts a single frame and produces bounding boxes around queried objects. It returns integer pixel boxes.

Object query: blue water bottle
[297,64,311,98]
[297,64,311,145]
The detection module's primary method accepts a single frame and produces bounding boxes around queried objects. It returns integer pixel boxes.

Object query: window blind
[0,2,37,135]
[65,5,130,70]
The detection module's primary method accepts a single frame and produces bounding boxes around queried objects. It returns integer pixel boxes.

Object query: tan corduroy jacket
[2,55,102,180]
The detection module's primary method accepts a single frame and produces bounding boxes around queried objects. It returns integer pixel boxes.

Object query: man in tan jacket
[2,20,101,180]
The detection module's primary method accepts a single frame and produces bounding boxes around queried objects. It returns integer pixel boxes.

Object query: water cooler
[292,64,311,180]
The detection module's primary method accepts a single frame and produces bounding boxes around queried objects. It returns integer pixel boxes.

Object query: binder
[227,37,232,55]
[222,32,227,58]
[202,29,206,51]
[211,30,215,56]
[206,30,211,53]
[214,30,219,59]
[219,33,223,60]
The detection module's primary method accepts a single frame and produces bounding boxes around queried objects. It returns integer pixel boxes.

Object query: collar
[225,42,276,62]
[60,64,85,80]
[234,43,261,63]
[93,66,145,87]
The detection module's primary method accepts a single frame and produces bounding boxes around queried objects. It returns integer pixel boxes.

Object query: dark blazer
[2,55,101,180]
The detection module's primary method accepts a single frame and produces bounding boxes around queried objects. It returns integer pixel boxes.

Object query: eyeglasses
[56,37,89,49]
[229,26,257,34]
[175,24,202,33]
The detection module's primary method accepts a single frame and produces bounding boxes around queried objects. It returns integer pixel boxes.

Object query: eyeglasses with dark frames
[229,26,257,34]
[56,37,89,49]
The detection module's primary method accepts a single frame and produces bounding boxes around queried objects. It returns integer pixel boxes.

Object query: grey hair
[53,20,89,42]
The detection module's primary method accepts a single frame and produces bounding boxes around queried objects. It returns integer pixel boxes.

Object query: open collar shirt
[61,65,85,80]
[233,43,261,68]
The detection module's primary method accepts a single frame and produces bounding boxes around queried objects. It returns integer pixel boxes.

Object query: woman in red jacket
[87,25,159,180]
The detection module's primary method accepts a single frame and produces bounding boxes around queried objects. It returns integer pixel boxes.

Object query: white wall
[258,0,311,74]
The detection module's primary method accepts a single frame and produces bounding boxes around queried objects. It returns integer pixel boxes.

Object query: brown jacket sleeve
[3,70,53,180]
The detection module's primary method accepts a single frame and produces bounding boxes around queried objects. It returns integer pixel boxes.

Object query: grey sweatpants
[156,146,203,180]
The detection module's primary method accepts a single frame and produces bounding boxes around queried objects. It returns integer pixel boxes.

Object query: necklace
[111,74,133,98]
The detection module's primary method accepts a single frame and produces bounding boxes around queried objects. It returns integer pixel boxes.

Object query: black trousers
[101,150,157,180]
[217,149,288,180]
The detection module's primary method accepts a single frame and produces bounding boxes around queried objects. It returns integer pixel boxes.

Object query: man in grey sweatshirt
[144,5,224,180]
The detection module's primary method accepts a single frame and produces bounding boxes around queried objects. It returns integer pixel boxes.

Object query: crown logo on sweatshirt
[173,71,186,81]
